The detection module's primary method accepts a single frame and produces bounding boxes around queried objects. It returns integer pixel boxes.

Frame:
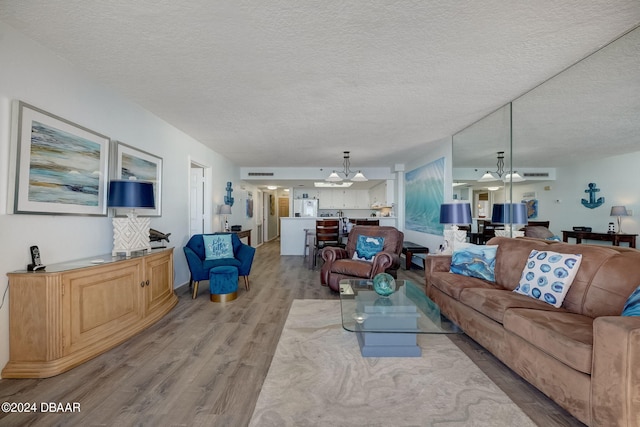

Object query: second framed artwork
[111,141,163,216]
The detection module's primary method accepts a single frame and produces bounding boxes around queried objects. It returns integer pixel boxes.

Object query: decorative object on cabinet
[224,181,234,206]
[108,179,156,256]
[491,203,528,237]
[183,233,256,299]
[9,101,110,216]
[326,151,368,182]
[2,248,177,378]
[220,204,232,231]
[610,205,629,233]
[111,141,163,216]
[581,182,605,209]
[149,228,171,248]
[439,203,472,254]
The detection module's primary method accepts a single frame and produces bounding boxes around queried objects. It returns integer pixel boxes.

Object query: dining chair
[313,219,343,267]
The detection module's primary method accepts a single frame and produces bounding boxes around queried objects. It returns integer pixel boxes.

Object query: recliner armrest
[370,251,400,277]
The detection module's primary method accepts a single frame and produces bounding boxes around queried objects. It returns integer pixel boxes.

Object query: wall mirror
[511,24,640,236]
[453,24,640,239]
[452,103,513,235]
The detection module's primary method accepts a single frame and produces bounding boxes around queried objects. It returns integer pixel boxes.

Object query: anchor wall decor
[581,182,605,209]
[224,181,234,206]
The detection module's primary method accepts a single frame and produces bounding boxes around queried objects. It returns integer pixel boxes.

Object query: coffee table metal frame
[339,279,461,357]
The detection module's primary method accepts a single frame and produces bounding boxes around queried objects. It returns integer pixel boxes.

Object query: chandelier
[478,151,524,182]
[326,151,368,182]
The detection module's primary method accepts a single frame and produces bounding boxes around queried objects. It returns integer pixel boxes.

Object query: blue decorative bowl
[373,273,396,296]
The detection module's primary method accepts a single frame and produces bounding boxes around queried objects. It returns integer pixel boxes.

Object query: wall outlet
[627,209,633,216]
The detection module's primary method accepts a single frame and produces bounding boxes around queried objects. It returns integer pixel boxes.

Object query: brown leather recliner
[321,225,404,292]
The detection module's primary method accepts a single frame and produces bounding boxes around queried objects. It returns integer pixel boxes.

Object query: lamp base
[112,213,151,257]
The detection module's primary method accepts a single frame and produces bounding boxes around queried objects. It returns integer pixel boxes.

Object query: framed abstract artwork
[111,141,163,216]
[10,101,110,215]
[404,157,445,234]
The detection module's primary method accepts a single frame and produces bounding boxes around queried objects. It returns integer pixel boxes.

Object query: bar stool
[303,228,315,268]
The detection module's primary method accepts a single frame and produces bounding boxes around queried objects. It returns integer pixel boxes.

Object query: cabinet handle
[145,280,150,287]
[140,281,145,288]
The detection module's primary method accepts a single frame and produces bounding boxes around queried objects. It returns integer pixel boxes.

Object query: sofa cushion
[450,243,497,282]
[352,235,385,262]
[524,226,554,239]
[514,250,582,308]
[488,237,552,291]
[459,288,566,324]
[203,234,234,260]
[622,284,640,316]
[428,271,502,301]
[504,308,594,374]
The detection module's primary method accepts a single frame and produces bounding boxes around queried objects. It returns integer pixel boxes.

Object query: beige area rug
[249,299,536,427]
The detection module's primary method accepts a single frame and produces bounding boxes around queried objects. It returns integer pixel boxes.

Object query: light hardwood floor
[0,239,584,427]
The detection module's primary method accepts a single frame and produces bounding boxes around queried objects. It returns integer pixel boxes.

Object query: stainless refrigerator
[294,199,319,217]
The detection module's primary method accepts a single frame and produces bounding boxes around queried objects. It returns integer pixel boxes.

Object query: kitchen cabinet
[2,248,176,378]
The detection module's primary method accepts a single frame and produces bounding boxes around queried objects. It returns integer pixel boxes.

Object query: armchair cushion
[203,234,234,260]
[352,235,385,262]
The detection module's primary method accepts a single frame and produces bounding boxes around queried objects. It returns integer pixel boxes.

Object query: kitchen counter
[280,217,397,255]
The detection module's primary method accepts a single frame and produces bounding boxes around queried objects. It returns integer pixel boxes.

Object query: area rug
[249,299,536,427]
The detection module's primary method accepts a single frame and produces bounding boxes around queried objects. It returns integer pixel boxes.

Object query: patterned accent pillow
[514,250,582,308]
[449,243,498,282]
[352,235,385,262]
[622,285,640,316]
[203,234,234,260]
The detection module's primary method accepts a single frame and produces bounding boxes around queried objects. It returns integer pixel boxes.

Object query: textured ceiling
[1,1,639,172]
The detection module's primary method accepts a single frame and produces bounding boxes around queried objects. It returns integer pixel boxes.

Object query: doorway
[189,161,212,235]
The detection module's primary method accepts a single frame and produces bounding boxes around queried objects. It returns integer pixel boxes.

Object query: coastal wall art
[10,101,110,215]
[405,157,445,234]
[112,141,163,216]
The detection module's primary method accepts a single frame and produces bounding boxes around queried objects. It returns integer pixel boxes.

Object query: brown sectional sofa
[425,236,640,426]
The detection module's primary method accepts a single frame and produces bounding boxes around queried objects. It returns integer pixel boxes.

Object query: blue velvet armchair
[183,233,256,299]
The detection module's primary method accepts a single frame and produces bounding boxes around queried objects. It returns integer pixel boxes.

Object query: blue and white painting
[28,121,101,206]
[405,157,445,234]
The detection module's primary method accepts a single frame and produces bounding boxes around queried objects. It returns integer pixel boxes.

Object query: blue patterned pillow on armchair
[203,234,234,260]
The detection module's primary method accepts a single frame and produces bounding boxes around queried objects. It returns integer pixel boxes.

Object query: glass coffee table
[339,279,461,357]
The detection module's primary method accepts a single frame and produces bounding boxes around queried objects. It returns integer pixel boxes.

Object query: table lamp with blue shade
[439,203,472,253]
[491,203,528,237]
[108,179,156,256]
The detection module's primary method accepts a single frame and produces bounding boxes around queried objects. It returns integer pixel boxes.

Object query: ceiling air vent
[523,172,550,178]
[247,172,274,176]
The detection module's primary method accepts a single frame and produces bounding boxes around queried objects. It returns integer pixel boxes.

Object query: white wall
[401,136,453,254]
[512,152,640,237]
[0,21,258,377]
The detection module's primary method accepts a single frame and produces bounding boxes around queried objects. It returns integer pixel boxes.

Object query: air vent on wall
[248,172,274,176]
[523,172,550,178]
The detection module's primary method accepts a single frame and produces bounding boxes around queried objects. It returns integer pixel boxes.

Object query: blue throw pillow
[203,234,234,260]
[622,285,640,316]
[513,250,582,308]
[352,235,385,262]
[450,243,497,282]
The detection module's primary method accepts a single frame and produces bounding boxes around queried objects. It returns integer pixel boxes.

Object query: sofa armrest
[591,316,640,427]
[425,254,452,293]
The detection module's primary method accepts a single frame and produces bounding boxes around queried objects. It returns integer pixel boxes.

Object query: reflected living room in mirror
[453,24,640,242]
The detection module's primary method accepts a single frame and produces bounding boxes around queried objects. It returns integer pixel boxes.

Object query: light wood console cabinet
[2,248,177,378]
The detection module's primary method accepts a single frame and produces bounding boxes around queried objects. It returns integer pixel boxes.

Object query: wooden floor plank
[0,238,584,426]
